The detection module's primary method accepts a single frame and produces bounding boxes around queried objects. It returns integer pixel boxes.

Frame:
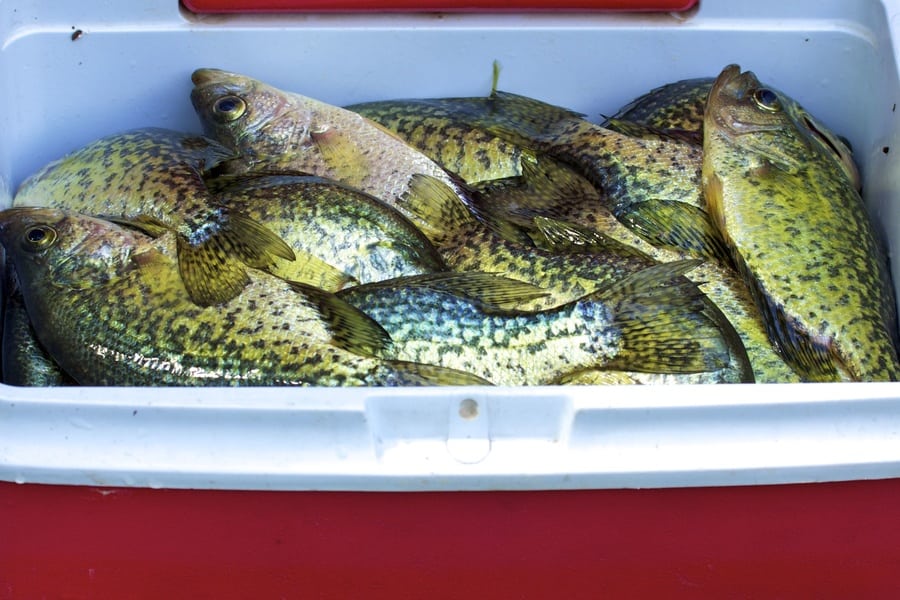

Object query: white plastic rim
[0,0,899,490]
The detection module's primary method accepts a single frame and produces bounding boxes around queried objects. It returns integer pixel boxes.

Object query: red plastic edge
[3,478,900,598]
[182,0,699,13]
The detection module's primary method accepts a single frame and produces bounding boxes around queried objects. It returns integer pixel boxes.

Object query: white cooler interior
[1,0,900,491]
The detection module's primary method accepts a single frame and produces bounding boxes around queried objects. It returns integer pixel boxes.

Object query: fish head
[191,68,314,165]
[705,64,818,173]
[706,64,861,189]
[0,207,139,291]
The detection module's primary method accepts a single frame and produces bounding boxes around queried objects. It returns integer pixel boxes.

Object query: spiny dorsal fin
[402,173,476,238]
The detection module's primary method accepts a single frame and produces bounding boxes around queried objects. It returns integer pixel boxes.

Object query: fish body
[473,91,724,259]
[190,69,476,241]
[349,97,606,239]
[214,174,447,288]
[0,207,488,387]
[13,127,295,306]
[604,76,861,191]
[351,90,781,381]
[338,267,734,386]
[348,97,528,184]
[604,77,712,137]
[702,64,900,381]
[2,277,74,386]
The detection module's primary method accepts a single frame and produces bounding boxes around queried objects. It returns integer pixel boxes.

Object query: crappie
[348,96,606,241]
[2,274,74,386]
[0,207,489,387]
[338,267,734,386]
[702,64,900,381]
[352,180,754,383]
[473,91,725,260]
[13,127,295,306]
[603,77,711,140]
[364,92,777,381]
[604,76,861,192]
[213,174,447,288]
[190,68,476,242]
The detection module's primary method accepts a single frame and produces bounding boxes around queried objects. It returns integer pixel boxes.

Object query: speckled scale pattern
[703,66,900,381]
[605,78,712,133]
[349,98,526,185]
[217,175,447,287]
[339,282,619,385]
[0,209,478,387]
[14,128,229,236]
[190,69,475,241]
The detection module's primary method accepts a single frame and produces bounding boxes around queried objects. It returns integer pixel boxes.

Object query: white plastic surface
[1,0,900,490]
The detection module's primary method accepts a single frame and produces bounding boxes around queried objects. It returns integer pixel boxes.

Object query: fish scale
[702,64,900,382]
[0,207,491,387]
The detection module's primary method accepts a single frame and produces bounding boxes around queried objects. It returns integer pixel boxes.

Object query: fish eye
[212,95,246,123]
[753,88,781,112]
[22,225,57,251]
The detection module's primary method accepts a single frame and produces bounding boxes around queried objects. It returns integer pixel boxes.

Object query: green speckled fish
[13,128,296,307]
[472,91,726,260]
[190,68,478,242]
[0,207,489,387]
[348,96,604,241]
[2,273,74,386]
[213,174,447,289]
[702,64,900,381]
[338,266,734,385]
[603,75,861,192]
[350,88,792,381]
[602,77,712,141]
[345,180,754,383]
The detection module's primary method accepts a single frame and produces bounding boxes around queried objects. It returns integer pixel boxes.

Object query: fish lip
[191,68,234,86]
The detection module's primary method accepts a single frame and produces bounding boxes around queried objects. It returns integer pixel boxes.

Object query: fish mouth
[192,68,238,86]
[707,64,784,136]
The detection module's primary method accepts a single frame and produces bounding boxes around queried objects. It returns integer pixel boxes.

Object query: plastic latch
[445,397,490,464]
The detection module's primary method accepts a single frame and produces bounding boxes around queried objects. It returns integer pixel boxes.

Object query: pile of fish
[2,63,897,386]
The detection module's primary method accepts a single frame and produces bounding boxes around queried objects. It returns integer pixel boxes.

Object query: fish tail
[589,260,733,374]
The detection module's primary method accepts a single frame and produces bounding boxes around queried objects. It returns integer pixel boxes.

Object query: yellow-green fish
[351,89,791,381]
[0,207,489,387]
[348,96,605,241]
[13,127,296,306]
[602,77,711,141]
[212,174,447,289]
[464,91,726,260]
[702,64,900,381]
[338,266,734,385]
[2,273,74,386]
[603,76,861,192]
[190,68,478,242]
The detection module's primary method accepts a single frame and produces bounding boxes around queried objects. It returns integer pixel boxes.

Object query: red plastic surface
[182,0,699,13]
[3,479,900,598]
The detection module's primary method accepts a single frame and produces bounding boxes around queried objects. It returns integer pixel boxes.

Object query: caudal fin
[589,260,733,374]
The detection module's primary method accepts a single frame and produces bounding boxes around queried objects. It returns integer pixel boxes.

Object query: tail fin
[587,260,733,374]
